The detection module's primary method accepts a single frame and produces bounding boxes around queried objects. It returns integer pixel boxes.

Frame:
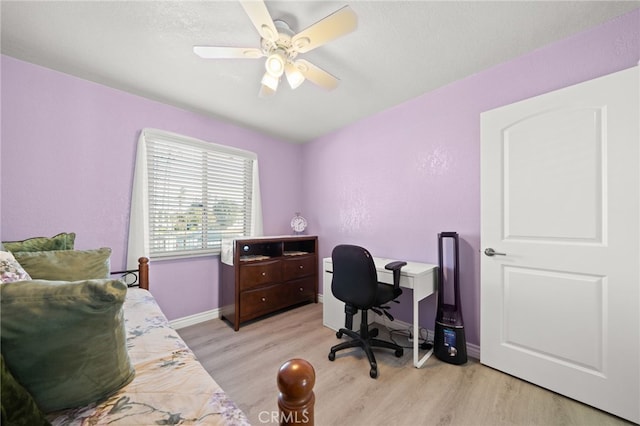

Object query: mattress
[48,288,250,425]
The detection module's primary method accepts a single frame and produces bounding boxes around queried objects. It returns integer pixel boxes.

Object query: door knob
[484,248,506,257]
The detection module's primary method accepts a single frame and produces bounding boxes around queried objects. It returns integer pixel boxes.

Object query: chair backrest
[331,245,378,309]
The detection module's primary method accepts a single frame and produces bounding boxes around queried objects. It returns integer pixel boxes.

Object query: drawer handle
[261,297,267,302]
[299,287,303,292]
[261,272,266,276]
[299,265,304,269]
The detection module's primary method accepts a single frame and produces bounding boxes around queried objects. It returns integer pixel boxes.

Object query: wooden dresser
[220,235,318,330]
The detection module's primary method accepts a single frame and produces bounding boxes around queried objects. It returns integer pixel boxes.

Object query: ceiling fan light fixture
[261,71,279,91]
[285,62,305,89]
[265,50,286,77]
[258,83,276,98]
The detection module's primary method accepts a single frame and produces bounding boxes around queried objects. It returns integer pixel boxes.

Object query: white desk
[323,257,437,368]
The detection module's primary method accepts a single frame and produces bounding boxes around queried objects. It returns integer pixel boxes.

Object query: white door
[480,67,639,423]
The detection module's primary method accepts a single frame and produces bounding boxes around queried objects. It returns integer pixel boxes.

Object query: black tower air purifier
[434,232,467,365]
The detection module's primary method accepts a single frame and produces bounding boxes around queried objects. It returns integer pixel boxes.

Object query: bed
[47,259,251,425]
[0,236,251,426]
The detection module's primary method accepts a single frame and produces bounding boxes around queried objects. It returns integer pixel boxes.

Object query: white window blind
[127,129,263,265]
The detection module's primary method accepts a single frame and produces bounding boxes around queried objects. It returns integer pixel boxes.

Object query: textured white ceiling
[2,1,638,143]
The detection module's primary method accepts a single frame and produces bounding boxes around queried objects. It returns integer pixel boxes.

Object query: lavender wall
[1,9,638,335]
[1,55,303,320]
[302,9,639,347]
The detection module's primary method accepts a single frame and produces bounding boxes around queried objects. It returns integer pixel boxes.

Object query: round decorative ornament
[290,213,307,234]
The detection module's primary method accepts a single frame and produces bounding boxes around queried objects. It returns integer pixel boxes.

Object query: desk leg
[413,286,434,368]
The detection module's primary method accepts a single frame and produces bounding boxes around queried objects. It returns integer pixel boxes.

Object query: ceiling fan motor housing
[261,20,299,63]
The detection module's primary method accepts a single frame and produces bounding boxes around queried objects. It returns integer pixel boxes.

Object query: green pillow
[1,354,51,426]
[0,279,135,412]
[2,233,75,253]
[14,248,111,281]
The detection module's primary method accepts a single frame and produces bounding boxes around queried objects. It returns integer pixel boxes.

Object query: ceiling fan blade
[291,6,357,53]
[239,0,279,42]
[193,46,263,59]
[296,59,339,91]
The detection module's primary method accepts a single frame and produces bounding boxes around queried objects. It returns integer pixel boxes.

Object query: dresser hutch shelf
[220,235,318,331]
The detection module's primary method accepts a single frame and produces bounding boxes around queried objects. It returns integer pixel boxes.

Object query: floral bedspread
[48,288,250,425]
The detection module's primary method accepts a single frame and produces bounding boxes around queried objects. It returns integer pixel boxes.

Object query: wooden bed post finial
[277,358,315,426]
[138,257,149,290]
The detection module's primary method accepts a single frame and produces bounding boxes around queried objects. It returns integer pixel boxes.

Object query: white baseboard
[170,294,322,330]
[467,342,481,360]
[170,308,219,330]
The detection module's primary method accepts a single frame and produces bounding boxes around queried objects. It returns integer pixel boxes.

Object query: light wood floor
[177,303,632,426]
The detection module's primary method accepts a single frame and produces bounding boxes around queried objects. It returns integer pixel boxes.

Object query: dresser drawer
[282,255,316,281]
[240,284,289,321]
[286,276,316,303]
[239,260,282,290]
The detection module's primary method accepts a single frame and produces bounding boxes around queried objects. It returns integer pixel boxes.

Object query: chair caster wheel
[395,348,404,357]
[370,368,378,379]
[328,352,336,361]
[336,331,343,339]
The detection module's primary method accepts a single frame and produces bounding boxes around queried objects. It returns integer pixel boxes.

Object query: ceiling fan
[193,0,358,97]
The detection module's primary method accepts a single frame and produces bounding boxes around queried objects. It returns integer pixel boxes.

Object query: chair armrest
[385,261,407,290]
[385,261,407,271]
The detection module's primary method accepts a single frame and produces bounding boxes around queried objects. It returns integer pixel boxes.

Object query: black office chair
[327,244,407,378]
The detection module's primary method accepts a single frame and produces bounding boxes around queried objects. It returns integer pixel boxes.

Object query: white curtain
[127,129,263,269]
[250,160,264,237]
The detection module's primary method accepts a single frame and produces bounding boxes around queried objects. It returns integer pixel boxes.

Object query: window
[127,129,263,265]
